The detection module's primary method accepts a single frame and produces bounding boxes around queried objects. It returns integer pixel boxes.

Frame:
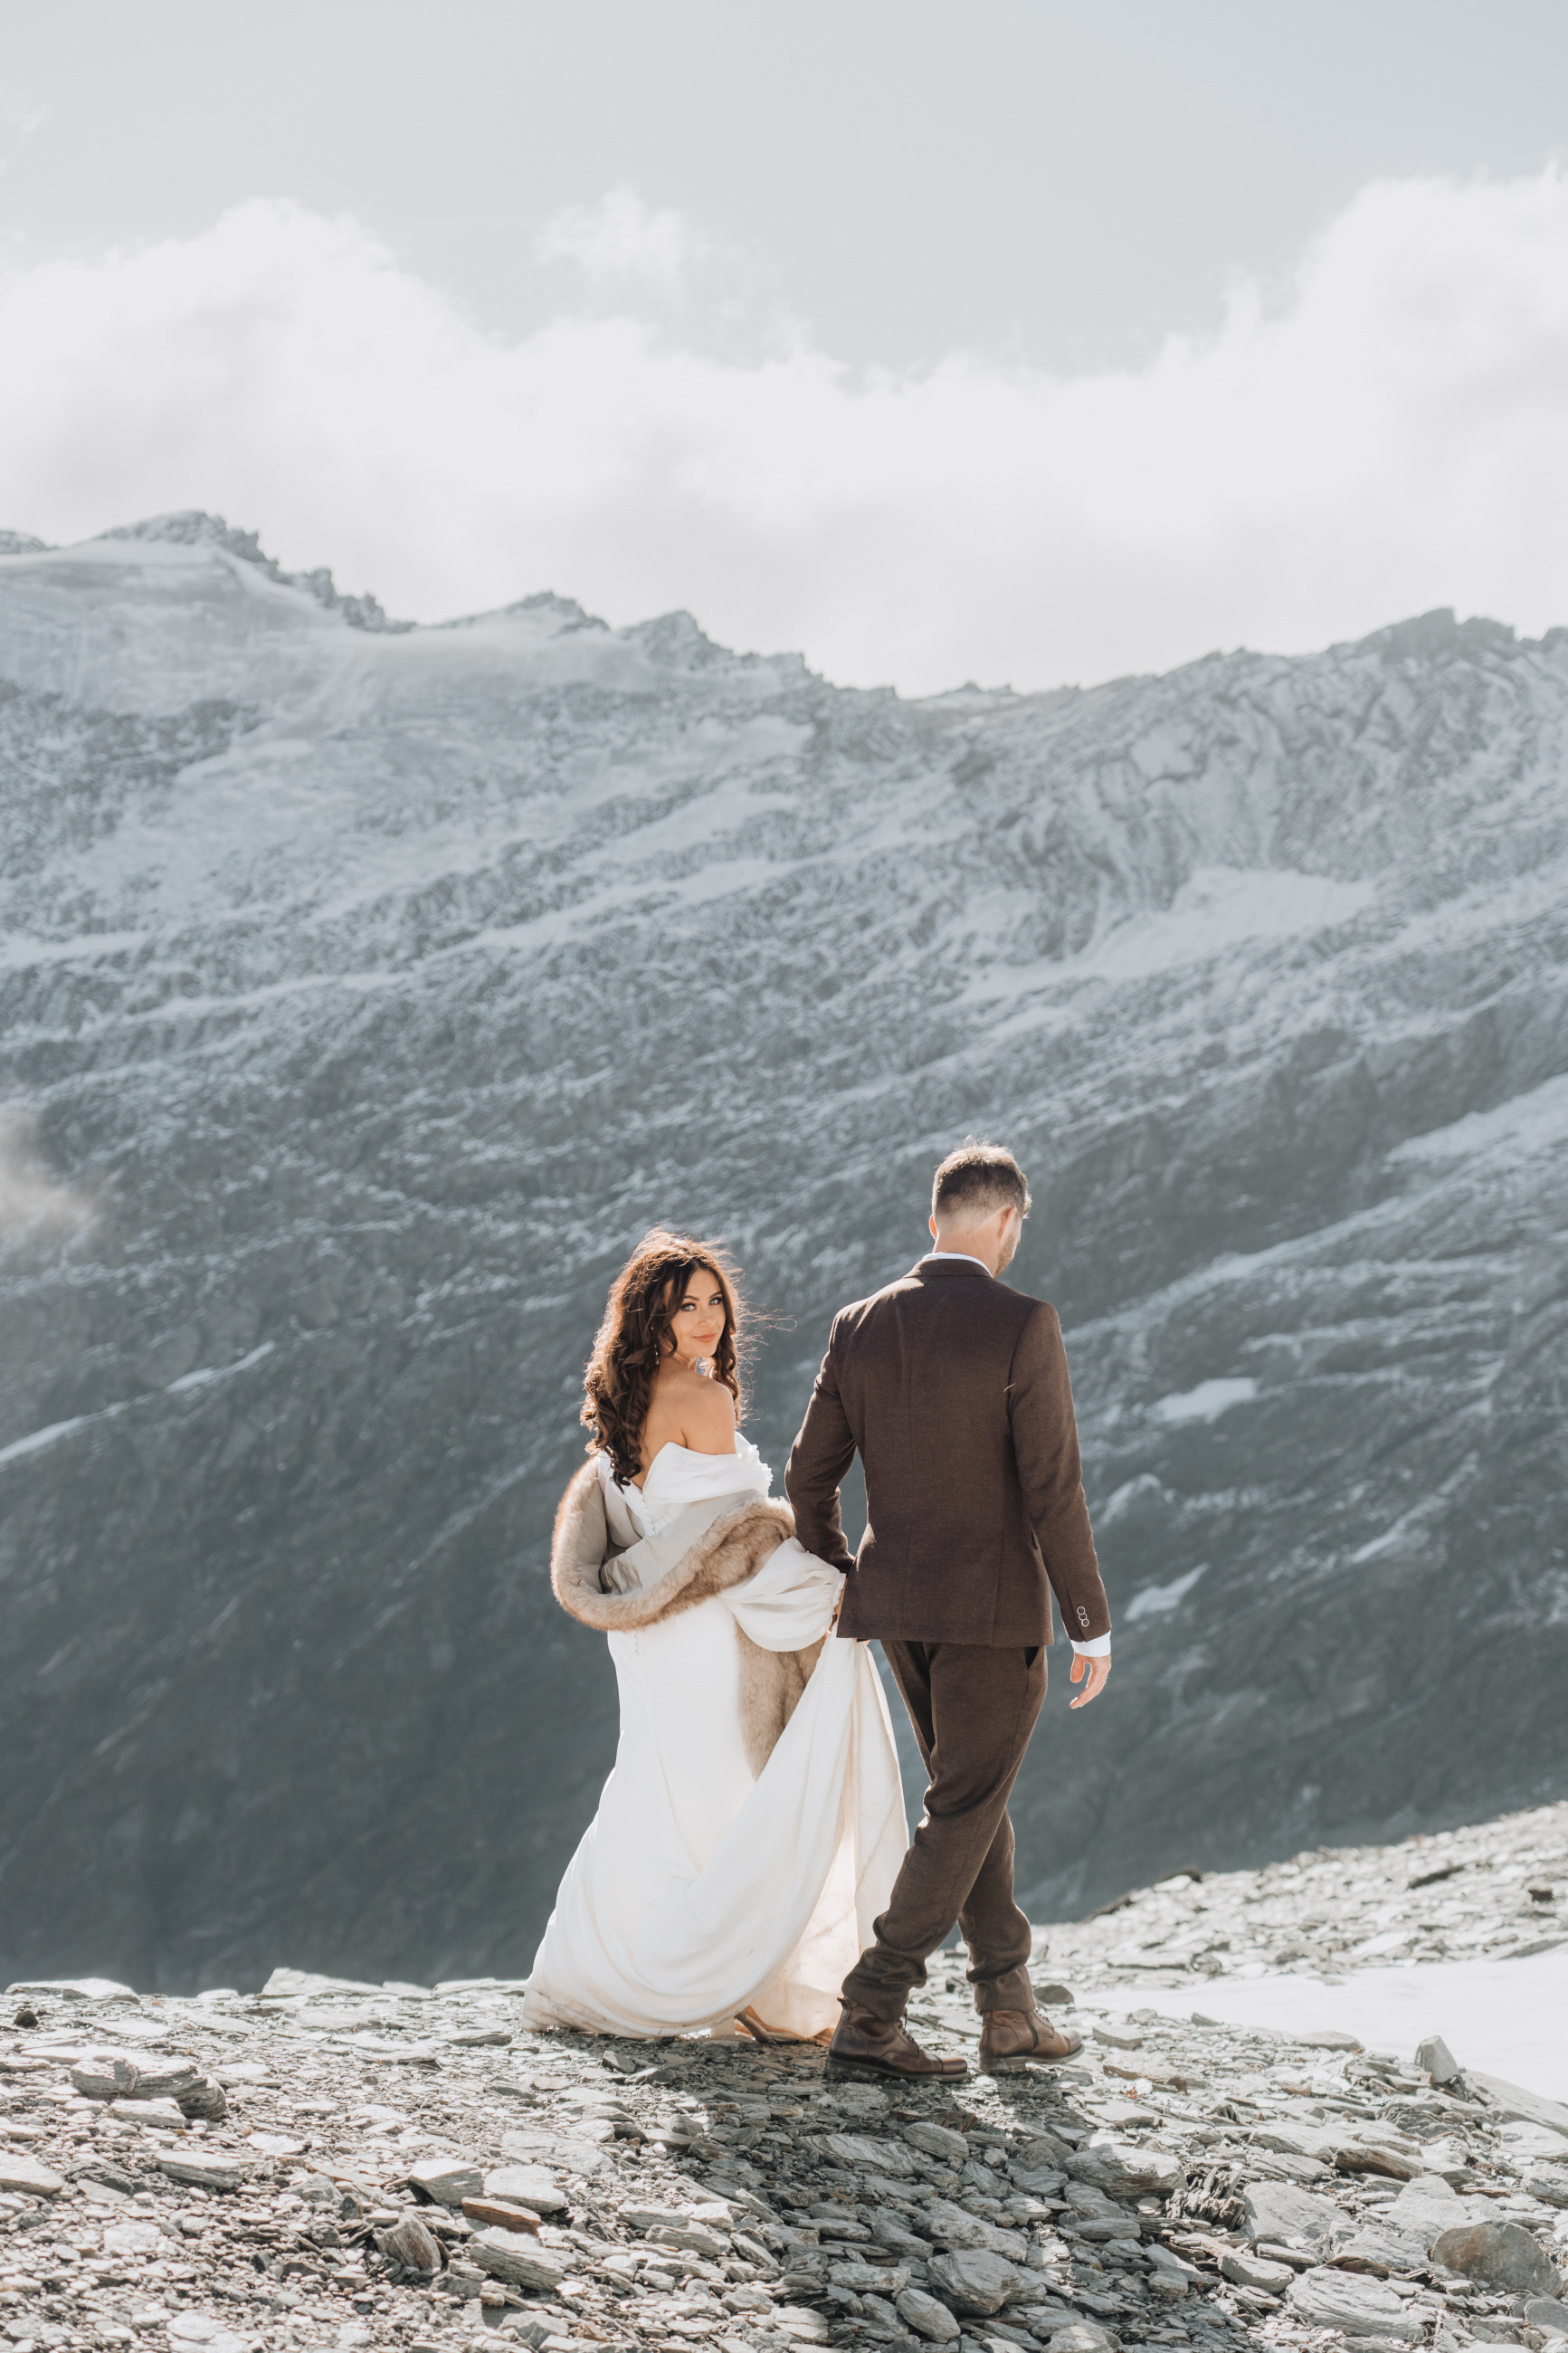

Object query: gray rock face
[467,2226,569,2291]
[1429,2221,1559,2296]
[377,2211,442,2270]
[1286,2267,1426,2338]
[927,2246,1023,2314]
[3,524,1568,1977]
[1242,2179,1343,2247]
[1067,2139,1185,2199]
[1418,2035,1463,2085]
[896,2283,962,2341]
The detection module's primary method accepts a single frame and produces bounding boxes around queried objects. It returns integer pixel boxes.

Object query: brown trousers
[841,1639,1047,2019]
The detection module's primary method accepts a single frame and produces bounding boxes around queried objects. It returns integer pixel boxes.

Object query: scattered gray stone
[378,2211,443,2269]
[1468,2074,1568,2139]
[166,2317,255,2353]
[927,2248,1023,2315]
[467,2226,571,2292]
[1242,2179,1344,2247]
[1038,2326,1115,2353]
[820,2130,920,2177]
[923,2197,1027,2258]
[1525,2168,1568,2208]
[485,2162,568,2213]
[1417,2034,1463,2084]
[1066,2139,1185,2198]
[1429,2221,1559,2297]
[501,2124,609,2177]
[1286,2267,1427,2338]
[1525,2300,1568,2337]
[0,2152,63,2196]
[1221,2249,1297,2291]
[405,2157,485,2206]
[156,2153,252,2191]
[904,2121,970,2165]
[875,2211,937,2259]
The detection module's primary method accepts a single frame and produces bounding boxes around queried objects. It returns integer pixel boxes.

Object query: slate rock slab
[405,2158,484,2207]
[1525,2299,1568,2336]
[484,2163,568,2214]
[1242,2178,1343,2247]
[500,2125,608,2177]
[379,2212,442,2270]
[1068,2139,1185,2198]
[927,2247,1023,2315]
[903,2121,969,2165]
[1287,2268,1426,2339]
[157,2154,252,2192]
[820,2130,919,2177]
[166,2317,256,2353]
[1333,2218,1434,2274]
[1041,2327,1117,2353]
[0,2151,63,2196]
[467,2227,571,2292]
[1468,2075,1568,2140]
[1429,2222,1558,2297]
[896,2285,962,2343]
[923,2196,1027,2258]
[1221,2249,1296,2291]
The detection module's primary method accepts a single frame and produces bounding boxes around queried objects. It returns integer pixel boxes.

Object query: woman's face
[668,1269,727,1365]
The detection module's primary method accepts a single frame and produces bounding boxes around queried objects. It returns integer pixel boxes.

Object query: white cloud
[535,183,708,300]
[0,1106,92,1247]
[2,173,1568,691]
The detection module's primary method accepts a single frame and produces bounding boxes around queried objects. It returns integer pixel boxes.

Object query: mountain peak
[99,510,412,634]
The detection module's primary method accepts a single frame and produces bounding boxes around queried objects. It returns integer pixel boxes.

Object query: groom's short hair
[932,1140,1031,1224]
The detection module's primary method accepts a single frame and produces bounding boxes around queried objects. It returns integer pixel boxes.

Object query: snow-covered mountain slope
[1,514,1564,1989]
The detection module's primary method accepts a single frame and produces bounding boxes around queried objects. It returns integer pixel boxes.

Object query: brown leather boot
[977,2005,1083,2072]
[825,2001,968,2082]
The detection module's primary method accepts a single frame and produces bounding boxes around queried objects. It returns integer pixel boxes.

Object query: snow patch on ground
[1084,866,1376,980]
[1098,1944,1568,2101]
[1391,1070,1568,1166]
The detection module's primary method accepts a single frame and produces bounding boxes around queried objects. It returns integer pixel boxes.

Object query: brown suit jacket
[785,1256,1110,1649]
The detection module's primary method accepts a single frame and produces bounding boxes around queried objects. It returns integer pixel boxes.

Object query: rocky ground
[3,1805,1565,2353]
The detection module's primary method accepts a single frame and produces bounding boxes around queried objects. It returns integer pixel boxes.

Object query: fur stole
[551,1460,825,1777]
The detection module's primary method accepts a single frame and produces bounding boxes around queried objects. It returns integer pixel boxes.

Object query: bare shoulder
[671,1366,737,1453]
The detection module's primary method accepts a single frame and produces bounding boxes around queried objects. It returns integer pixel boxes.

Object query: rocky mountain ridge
[0,516,1565,1985]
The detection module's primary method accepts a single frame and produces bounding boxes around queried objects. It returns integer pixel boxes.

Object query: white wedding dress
[522,1435,908,2039]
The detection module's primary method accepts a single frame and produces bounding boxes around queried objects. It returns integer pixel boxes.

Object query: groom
[786,1140,1112,2081]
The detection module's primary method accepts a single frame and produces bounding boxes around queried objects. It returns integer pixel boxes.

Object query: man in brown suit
[786,1141,1112,2081]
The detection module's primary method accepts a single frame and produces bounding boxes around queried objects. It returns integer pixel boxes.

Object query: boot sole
[823,2053,968,2083]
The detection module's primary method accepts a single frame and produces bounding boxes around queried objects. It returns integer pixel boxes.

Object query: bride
[521,1231,908,2040]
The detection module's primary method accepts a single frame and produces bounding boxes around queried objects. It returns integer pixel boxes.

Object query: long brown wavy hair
[582,1229,745,1485]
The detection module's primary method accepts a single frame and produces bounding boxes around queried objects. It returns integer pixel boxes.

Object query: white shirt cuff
[1071,1633,1112,1658]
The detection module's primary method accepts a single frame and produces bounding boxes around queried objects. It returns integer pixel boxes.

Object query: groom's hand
[1069,1653,1111,1710]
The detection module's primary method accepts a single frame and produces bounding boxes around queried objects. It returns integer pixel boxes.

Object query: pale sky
[4,2,1568,690]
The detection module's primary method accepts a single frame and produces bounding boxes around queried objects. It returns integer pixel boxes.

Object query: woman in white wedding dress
[522,1231,907,2041]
